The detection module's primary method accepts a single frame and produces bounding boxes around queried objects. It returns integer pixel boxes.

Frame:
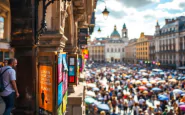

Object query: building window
[111,48,113,52]
[0,17,4,39]
[0,51,3,62]
[118,48,120,52]
[107,48,109,52]
[4,52,9,58]
[115,48,117,52]
[122,48,124,52]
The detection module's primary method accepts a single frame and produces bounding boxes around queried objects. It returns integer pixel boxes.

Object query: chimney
[165,19,168,24]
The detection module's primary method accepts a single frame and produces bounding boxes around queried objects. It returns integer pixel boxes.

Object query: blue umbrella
[158,95,169,101]
[93,100,101,105]
[98,97,104,101]
[97,104,110,111]
[173,89,183,94]
[152,87,161,92]
[181,76,185,80]
[93,87,99,91]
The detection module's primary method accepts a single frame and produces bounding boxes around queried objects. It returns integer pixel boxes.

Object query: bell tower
[122,23,128,41]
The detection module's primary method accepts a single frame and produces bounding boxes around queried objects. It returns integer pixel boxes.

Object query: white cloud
[91,0,185,40]
[157,0,185,10]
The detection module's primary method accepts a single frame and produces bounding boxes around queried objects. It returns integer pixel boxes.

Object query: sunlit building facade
[136,32,153,63]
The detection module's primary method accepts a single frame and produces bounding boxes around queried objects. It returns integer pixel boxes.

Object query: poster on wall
[69,58,75,65]
[58,82,63,106]
[69,76,75,83]
[58,54,63,83]
[39,65,53,113]
[69,66,75,76]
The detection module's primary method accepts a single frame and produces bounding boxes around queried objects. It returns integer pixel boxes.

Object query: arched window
[115,48,117,52]
[122,48,124,52]
[118,48,120,52]
[111,48,113,52]
[107,48,109,52]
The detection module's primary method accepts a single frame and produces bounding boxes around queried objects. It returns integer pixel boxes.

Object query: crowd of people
[84,63,185,115]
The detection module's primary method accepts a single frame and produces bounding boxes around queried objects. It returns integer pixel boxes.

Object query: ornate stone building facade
[136,32,153,63]
[0,0,13,66]
[1,0,96,114]
[105,24,129,62]
[155,16,185,68]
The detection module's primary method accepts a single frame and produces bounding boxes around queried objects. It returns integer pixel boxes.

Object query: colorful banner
[62,53,68,71]
[82,49,89,59]
[62,72,67,95]
[58,54,63,83]
[57,104,62,115]
[58,82,63,106]
[62,92,68,113]
[69,66,75,76]
[39,66,53,112]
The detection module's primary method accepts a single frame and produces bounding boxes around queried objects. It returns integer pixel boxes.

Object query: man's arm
[11,80,19,98]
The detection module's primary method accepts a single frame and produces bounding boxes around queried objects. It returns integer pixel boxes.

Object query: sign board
[39,65,53,113]
[62,71,68,95]
[68,54,78,85]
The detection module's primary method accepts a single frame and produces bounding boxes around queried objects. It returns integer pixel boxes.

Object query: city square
[0,0,185,115]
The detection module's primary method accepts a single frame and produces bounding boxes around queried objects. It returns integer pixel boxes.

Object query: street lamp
[97,0,110,20]
[102,7,109,20]
[98,27,101,33]
[36,0,71,44]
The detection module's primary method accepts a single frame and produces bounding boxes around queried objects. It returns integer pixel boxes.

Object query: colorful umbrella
[138,86,147,90]
[180,105,185,111]
[85,97,95,104]
[173,89,183,94]
[158,95,169,101]
[152,87,161,92]
[169,79,177,83]
[97,104,110,111]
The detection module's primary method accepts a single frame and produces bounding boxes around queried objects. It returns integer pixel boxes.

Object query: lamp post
[97,0,110,20]
[35,0,71,44]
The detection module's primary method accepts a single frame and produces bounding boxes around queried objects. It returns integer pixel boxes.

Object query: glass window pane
[4,52,9,58]
[0,52,3,62]
[0,17,4,39]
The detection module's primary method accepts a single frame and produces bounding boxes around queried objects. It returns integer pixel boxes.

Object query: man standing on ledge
[0,58,19,115]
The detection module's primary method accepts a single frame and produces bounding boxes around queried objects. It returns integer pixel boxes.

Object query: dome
[110,25,120,38]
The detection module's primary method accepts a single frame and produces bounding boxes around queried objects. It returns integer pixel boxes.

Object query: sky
[91,0,185,40]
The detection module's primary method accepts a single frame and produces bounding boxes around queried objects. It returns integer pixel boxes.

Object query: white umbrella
[86,83,96,88]
[86,91,96,97]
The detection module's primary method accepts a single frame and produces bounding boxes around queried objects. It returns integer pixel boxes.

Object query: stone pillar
[9,0,36,114]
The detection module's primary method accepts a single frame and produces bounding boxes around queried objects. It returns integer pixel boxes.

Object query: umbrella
[158,95,169,101]
[152,87,161,92]
[146,83,152,87]
[86,83,96,88]
[169,79,177,83]
[85,97,95,104]
[181,77,185,80]
[135,80,141,84]
[93,100,101,105]
[173,89,183,94]
[143,91,148,94]
[138,86,147,90]
[97,104,110,111]
[157,80,166,83]
[179,105,185,111]
[98,97,104,101]
[142,80,148,84]
[150,80,156,84]
[86,91,96,97]
[93,87,99,91]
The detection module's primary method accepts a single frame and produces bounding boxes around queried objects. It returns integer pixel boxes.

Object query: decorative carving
[61,10,68,28]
